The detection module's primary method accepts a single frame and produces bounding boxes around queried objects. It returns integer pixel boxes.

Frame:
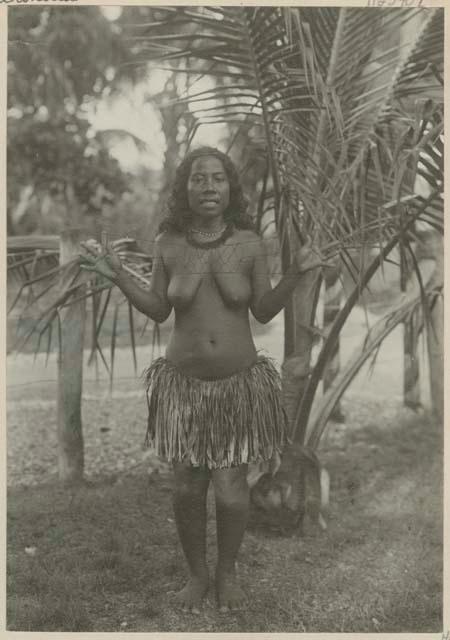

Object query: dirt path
[7,306,430,401]
[7,306,432,488]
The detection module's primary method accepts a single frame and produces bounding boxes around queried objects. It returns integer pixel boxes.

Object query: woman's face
[187,155,230,222]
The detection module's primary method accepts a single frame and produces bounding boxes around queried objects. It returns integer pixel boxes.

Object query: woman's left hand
[290,238,332,275]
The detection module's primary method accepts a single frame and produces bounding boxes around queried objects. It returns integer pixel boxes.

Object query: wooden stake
[57,229,86,483]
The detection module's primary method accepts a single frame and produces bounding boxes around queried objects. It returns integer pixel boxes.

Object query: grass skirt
[143,356,288,469]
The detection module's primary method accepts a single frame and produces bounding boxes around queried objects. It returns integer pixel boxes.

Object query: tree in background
[7,6,139,483]
[7,7,139,235]
[7,5,222,482]
[135,6,444,528]
[7,7,443,509]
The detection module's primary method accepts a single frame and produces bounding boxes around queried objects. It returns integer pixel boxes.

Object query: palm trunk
[307,291,425,447]
[403,307,422,410]
[293,196,434,445]
[250,243,323,534]
[426,236,443,422]
[427,294,443,422]
[146,75,190,242]
[323,266,344,422]
[57,229,86,483]
[282,269,322,442]
[401,249,422,410]
[250,269,323,535]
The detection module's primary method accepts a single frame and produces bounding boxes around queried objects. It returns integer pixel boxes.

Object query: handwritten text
[367,0,425,7]
[1,0,78,4]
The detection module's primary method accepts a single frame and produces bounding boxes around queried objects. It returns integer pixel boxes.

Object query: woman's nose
[203,175,218,190]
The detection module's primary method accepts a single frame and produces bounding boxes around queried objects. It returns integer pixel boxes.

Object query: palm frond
[128,301,138,376]
[293,189,439,443]
[7,7,443,456]
[134,6,442,260]
[306,286,434,448]
[391,8,443,104]
[110,304,119,392]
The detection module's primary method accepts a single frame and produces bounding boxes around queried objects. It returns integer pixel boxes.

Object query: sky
[89,6,227,174]
[89,70,228,174]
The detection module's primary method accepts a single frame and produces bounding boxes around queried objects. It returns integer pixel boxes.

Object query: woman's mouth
[200,195,219,204]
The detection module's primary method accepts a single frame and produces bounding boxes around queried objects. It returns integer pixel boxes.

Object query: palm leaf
[128,301,138,376]
[136,6,442,262]
[88,287,100,367]
[44,320,53,367]
[7,260,75,315]
[110,304,119,392]
[95,287,112,340]
[305,286,435,448]
[7,8,444,457]
[292,189,439,443]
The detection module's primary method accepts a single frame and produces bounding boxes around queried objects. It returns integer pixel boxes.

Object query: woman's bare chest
[165,242,253,309]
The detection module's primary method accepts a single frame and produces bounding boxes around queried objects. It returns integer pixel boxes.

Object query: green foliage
[8,115,129,223]
[8,6,135,113]
[7,7,444,456]
[7,6,138,235]
[305,282,442,448]
[133,6,443,245]
[133,5,444,448]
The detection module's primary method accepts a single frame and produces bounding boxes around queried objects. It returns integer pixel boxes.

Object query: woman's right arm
[113,234,172,323]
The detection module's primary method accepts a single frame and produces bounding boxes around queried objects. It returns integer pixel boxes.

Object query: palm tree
[123,6,443,525]
[8,7,443,513]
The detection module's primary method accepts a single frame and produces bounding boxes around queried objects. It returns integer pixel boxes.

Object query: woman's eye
[190,174,226,185]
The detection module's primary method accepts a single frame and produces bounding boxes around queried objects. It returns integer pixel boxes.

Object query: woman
[81,147,326,613]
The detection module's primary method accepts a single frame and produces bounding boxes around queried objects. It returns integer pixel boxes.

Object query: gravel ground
[7,305,428,488]
[7,378,403,488]
[7,379,170,487]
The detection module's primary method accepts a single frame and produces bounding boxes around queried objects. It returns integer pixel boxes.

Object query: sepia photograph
[5,2,445,634]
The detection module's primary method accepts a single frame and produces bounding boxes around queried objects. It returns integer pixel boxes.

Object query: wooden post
[57,229,86,483]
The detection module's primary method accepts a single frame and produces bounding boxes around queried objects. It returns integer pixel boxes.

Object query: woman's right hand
[79,239,123,283]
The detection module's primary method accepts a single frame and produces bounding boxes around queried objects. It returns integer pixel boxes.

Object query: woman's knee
[213,467,249,509]
[172,462,210,499]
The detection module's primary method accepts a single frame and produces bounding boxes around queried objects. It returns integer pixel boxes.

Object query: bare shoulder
[233,228,264,256]
[154,230,178,247]
[153,230,184,257]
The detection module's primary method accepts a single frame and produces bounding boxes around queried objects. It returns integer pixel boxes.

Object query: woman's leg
[211,464,250,611]
[172,461,210,612]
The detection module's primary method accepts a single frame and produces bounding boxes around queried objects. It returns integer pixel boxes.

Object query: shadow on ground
[7,404,442,633]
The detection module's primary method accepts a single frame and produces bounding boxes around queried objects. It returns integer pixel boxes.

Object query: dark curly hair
[159,147,254,233]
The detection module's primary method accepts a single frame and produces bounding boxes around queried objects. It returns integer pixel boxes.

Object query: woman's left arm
[250,236,326,324]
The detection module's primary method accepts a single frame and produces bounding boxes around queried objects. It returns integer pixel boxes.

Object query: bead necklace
[186,223,234,249]
[190,226,227,238]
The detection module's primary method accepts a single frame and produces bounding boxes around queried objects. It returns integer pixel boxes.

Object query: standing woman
[81,147,325,613]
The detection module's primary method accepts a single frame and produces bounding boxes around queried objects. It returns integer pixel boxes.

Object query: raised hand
[291,237,332,275]
[79,238,123,283]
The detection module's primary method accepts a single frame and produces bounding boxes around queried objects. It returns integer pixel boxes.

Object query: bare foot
[216,569,248,612]
[174,574,209,614]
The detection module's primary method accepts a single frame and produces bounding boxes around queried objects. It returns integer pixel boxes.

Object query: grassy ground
[7,268,441,632]
[7,405,442,633]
